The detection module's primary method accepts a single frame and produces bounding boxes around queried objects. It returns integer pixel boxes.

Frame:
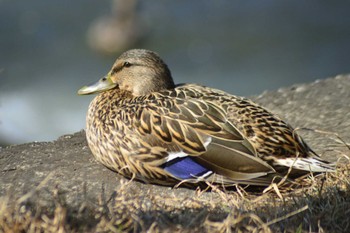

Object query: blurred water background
[0,0,349,145]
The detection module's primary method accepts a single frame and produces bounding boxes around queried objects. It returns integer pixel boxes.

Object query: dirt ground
[1,74,349,232]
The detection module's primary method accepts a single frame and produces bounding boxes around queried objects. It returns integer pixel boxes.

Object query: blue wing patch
[162,157,211,179]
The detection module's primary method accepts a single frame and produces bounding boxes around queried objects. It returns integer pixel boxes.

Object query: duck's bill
[77,76,117,95]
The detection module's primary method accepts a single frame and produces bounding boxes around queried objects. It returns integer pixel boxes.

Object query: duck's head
[78,49,175,96]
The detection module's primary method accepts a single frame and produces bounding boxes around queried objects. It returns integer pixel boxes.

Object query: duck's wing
[132,90,276,185]
[177,84,335,174]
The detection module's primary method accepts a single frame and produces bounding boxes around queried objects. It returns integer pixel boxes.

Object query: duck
[78,49,334,187]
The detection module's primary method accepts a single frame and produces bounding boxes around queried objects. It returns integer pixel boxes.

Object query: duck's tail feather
[275,157,335,173]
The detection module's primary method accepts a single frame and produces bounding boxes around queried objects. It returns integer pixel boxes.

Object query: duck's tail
[275,156,335,173]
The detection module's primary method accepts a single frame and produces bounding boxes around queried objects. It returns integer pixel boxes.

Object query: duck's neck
[100,88,134,100]
[90,89,133,110]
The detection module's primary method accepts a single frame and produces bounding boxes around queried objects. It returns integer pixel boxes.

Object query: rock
[254,74,350,160]
[0,74,349,232]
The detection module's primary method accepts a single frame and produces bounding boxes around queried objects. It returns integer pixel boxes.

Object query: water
[1,0,350,145]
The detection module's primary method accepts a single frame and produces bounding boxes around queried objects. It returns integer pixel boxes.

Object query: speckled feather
[80,49,334,187]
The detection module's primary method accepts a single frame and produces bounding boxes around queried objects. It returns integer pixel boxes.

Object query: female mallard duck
[78,49,334,186]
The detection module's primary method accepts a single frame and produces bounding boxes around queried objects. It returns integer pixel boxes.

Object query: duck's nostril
[102,77,107,81]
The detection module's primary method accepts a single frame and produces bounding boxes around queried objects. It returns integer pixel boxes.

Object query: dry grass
[1,130,350,233]
[1,161,350,233]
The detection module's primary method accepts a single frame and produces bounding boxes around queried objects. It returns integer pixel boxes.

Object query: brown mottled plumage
[78,49,334,187]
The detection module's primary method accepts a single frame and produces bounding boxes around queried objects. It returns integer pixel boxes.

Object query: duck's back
[172,84,333,174]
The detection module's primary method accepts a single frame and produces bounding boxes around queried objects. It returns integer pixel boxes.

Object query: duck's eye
[123,61,132,67]
[101,77,107,81]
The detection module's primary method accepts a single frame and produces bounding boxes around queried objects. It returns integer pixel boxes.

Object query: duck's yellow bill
[77,76,116,95]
